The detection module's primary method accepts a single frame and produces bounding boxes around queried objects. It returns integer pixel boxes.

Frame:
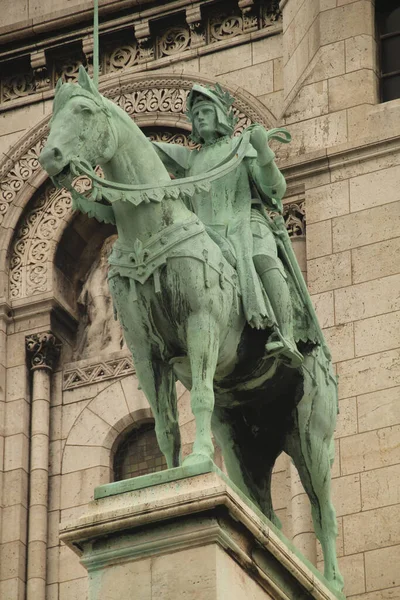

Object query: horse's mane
[52,79,144,141]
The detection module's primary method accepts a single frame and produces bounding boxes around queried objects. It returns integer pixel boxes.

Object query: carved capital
[26,331,61,372]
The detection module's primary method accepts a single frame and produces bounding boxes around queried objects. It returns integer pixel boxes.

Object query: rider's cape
[152,137,322,350]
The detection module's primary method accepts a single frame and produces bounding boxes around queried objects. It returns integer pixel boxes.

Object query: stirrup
[265,337,303,368]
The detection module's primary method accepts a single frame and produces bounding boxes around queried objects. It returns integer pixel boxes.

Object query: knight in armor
[153,83,303,368]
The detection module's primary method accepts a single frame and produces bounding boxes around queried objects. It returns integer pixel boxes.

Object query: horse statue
[39,67,344,594]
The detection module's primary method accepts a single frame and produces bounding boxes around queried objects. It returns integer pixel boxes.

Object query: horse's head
[39,66,118,180]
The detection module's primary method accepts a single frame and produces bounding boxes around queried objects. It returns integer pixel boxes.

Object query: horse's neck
[101,111,191,245]
[102,115,169,186]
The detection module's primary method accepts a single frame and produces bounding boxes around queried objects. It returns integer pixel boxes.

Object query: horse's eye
[76,104,93,115]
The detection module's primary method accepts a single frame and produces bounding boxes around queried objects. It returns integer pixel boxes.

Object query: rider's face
[193,104,218,142]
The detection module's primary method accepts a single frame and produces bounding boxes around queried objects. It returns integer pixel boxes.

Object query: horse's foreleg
[183,313,219,465]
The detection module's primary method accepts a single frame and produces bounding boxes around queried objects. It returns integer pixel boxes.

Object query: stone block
[352,237,400,284]
[343,504,400,554]
[88,380,132,432]
[319,2,374,45]
[332,202,400,253]
[257,90,284,120]
[219,61,274,97]
[365,544,400,592]
[284,0,319,62]
[358,386,400,433]
[252,35,283,65]
[334,274,400,325]
[59,544,87,583]
[348,101,400,144]
[328,69,377,112]
[306,219,332,259]
[284,80,328,125]
[305,41,346,85]
[281,110,347,159]
[50,404,62,441]
[0,540,26,580]
[340,425,400,475]
[1,503,28,544]
[62,445,110,474]
[335,397,358,438]
[47,545,59,585]
[1,468,28,507]
[331,473,361,517]
[0,102,44,137]
[361,463,400,511]
[323,323,354,363]
[49,439,62,476]
[284,34,309,96]
[61,400,90,440]
[49,474,61,512]
[6,365,28,402]
[60,466,110,510]
[271,469,289,510]
[59,577,87,600]
[48,509,61,548]
[307,251,351,294]
[3,433,29,471]
[177,389,193,426]
[273,57,283,91]
[311,291,335,328]
[355,311,400,358]
[4,398,29,436]
[306,180,349,224]
[63,380,115,405]
[349,163,400,213]
[199,45,252,76]
[338,349,400,398]
[0,578,25,600]
[345,34,376,73]
[337,552,365,597]
[66,406,115,450]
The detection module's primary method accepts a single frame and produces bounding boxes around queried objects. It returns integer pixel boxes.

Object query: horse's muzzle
[39,145,67,177]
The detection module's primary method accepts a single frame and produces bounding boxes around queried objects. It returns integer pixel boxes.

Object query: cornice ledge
[10,293,78,332]
[281,134,400,184]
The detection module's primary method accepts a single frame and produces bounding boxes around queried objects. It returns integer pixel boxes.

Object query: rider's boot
[258,266,303,368]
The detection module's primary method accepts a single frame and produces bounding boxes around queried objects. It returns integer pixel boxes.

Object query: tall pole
[93,0,99,88]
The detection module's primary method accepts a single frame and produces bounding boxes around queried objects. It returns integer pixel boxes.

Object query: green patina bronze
[39,67,344,594]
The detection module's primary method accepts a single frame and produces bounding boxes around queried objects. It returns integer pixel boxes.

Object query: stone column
[25,332,60,600]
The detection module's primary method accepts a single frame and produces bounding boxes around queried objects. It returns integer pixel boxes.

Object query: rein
[62,128,291,209]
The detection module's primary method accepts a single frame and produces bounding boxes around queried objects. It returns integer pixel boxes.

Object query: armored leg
[253,254,303,367]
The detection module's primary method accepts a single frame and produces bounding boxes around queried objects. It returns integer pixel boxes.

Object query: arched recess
[61,377,152,480]
[0,71,277,309]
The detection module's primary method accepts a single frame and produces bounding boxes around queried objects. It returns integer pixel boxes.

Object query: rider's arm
[246,154,286,214]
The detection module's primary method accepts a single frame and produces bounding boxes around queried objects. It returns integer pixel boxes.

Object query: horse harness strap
[108,217,240,302]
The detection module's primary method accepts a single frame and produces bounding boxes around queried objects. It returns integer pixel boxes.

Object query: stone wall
[1,1,400,599]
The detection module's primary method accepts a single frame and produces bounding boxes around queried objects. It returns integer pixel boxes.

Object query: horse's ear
[55,77,63,93]
[78,65,100,97]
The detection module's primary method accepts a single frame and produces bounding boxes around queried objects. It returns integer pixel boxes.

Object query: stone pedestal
[60,462,342,600]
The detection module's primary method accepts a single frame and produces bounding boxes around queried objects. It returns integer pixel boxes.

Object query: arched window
[113,423,167,481]
[377,0,400,102]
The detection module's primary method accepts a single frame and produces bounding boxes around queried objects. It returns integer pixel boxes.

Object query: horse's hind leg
[284,355,344,593]
[183,312,219,465]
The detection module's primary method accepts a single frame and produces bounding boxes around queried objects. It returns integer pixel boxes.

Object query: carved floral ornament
[0,74,303,301]
[25,331,61,371]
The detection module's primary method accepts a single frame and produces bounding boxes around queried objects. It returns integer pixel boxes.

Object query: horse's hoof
[183,452,213,467]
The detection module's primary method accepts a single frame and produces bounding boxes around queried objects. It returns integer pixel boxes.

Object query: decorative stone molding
[63,355,135,390]
[25,331,61,372]
[0,0,281,109]
[283,200,305,237]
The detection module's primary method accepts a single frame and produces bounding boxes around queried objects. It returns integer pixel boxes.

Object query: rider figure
[153,83,303,368]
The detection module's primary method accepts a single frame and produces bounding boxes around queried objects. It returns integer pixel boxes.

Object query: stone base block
[60,461,342,600]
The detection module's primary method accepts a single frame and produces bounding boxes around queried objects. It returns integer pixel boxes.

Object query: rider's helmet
[186,83,238,144]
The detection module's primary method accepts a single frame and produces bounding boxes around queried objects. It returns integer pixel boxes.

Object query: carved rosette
[26,331,61,372]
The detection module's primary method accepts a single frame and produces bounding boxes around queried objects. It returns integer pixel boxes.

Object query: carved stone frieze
[26,331,61,371]
[283,200,306,237]
[63,355,134,389]
[9,181,72,299]
[1,1,282,105]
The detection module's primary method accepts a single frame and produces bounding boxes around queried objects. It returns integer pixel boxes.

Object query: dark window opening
[114,423,167,481]
[377,0,400,102]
